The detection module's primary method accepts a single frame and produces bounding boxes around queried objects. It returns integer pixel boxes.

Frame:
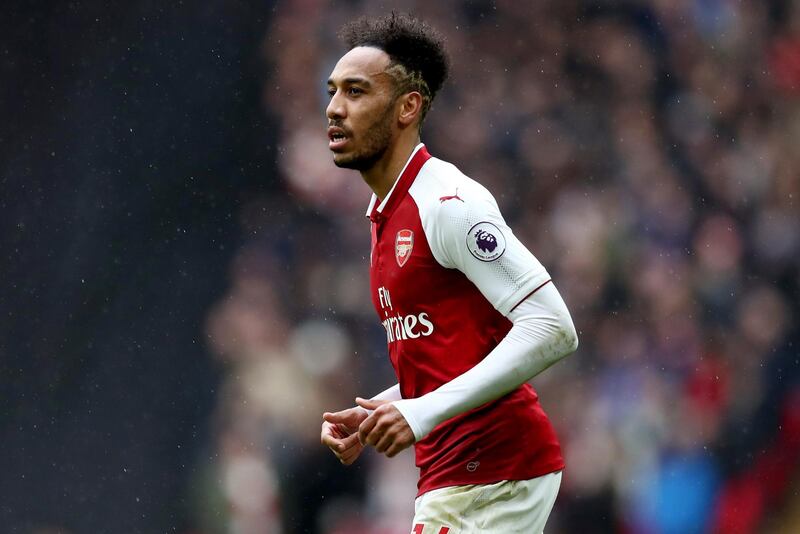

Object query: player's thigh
[476,471,562,533]
[412,483,483,533]
[412,472,562,534]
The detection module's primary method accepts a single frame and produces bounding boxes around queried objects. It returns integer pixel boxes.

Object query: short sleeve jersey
[367,144,564,496]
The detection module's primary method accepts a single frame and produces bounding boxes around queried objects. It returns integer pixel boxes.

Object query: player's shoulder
[411,156,498,221]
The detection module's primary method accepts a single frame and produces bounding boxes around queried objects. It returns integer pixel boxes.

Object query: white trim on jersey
[364,142,426,217]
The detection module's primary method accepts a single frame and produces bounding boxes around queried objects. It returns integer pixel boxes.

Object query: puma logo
[439,188,464,203]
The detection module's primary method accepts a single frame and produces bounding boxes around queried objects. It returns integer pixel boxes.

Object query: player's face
[326,47,399,170]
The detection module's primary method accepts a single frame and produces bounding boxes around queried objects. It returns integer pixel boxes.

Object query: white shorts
[411,471,562,534]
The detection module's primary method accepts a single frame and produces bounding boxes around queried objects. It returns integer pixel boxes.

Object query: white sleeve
[372,383,401,402]
[421,183,551,315]
[392,282,578,441]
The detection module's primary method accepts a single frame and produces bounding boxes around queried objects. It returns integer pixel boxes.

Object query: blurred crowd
[194,1,800,533]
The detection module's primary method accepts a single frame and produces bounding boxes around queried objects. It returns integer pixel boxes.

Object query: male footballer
[320,13,579,533]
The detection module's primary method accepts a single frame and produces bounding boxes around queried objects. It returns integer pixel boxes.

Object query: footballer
[320,13,579,533]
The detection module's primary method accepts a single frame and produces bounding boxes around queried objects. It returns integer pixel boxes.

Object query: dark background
[2,2,277,531]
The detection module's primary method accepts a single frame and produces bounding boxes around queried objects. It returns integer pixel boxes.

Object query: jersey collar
[365,143,431,222]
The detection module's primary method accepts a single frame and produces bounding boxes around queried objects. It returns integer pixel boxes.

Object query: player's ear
[397,91,423,128]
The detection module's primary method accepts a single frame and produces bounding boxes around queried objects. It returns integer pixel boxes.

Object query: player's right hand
[321,406,369,465]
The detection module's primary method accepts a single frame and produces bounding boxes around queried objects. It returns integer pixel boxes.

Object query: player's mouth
[327,126,350,151]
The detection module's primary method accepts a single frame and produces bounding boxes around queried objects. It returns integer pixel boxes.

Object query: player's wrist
[391,398,428,442]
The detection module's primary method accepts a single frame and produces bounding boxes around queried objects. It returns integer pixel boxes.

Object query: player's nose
[326,91,346,120]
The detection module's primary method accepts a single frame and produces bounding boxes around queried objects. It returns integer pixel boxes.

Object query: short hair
[339,12,449,124]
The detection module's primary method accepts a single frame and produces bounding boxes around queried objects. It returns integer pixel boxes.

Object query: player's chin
[332,152,358,169]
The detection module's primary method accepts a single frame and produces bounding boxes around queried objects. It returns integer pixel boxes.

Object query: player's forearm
[393,283,578,441]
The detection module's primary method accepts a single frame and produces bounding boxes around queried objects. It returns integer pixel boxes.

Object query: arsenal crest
[395,229,414,267]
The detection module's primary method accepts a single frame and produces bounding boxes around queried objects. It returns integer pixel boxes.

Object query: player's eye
[327,87,336,98]
[347,87,363,96]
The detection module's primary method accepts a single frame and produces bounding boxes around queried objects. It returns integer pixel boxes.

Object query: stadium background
[2,1,798,533]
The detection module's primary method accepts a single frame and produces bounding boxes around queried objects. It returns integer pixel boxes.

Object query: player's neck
[361,133,421,202]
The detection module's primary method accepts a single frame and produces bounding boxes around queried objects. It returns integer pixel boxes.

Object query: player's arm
[397,187,578,441]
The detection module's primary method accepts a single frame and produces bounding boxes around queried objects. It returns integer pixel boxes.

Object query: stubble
[333,100,395,171]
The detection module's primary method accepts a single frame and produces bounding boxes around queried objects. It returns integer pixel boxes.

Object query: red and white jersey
[367,144,564,496]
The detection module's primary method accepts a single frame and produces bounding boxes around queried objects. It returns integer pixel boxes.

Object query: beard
[332,101,395,171]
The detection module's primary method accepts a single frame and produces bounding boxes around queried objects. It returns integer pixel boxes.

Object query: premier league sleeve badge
[466,222,506,262]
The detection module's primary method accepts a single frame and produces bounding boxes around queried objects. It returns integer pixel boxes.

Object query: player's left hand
[355,397,415,458]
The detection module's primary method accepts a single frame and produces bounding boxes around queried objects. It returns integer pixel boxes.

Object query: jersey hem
[416,460,566,498]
